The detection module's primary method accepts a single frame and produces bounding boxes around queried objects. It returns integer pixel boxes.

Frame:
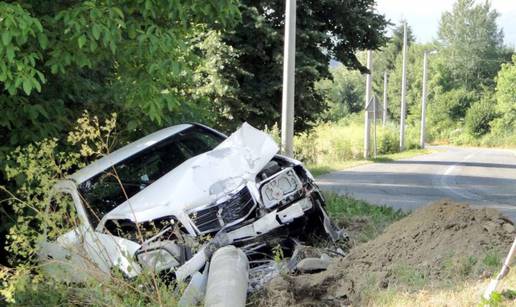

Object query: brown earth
[258,200,515,306]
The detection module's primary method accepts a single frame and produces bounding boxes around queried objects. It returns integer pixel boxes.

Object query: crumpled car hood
[99,123,279,226]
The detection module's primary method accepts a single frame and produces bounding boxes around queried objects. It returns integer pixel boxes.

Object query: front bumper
[174,192,340,281]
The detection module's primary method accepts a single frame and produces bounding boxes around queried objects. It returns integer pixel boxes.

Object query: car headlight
[260,168,303,209]
[136,248,180,272]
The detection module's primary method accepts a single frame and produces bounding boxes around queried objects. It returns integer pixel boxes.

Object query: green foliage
[0,3,46,96]
[323,192,407,242]
[293,115,420,166]
[437,0,505,90]
[380,21,416,71]
[385,43,428,123]
[1,112,116,261]
[316,64,365,121]
[427,87,478,141]
[491,55,516,136]
[217,0,389,132]
[465,94,497,137]
[0,264,180,306]
[482,250,502,269]
[418,0,516,147]
[0,0,240,158]
[391,264,427,289]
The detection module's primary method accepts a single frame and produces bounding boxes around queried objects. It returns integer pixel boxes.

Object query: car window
[78,125,225,228]
[47,192,79,240]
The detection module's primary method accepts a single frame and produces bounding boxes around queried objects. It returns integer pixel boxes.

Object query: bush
[377,123,399,154]
[465,96,497,137]
[427,87,478,141]
[1,112,117,262]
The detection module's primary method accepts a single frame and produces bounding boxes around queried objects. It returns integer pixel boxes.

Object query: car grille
[189,187,255,233]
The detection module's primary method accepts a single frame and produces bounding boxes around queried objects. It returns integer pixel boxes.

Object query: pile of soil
[258,200,515,306]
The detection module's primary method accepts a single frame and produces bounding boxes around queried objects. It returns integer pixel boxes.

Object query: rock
[296,257,331,273]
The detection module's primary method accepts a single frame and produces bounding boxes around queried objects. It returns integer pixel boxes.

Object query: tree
[491,55,516,135]
[316,64,365,121]
[436,0,505,90]
[218,0,389,132]
[465,93,496,136]
[371,21,416,119]
[375,20,416,74]
[0,1,240,156]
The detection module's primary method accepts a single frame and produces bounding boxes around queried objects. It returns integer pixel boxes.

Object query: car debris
[296,254,331,273]
[38,122,345,299]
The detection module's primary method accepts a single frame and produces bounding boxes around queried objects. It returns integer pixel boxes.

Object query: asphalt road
[317,146,516,222]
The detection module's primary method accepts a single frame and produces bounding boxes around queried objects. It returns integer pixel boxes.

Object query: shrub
[1,112,117,262]
[465,95,497,137]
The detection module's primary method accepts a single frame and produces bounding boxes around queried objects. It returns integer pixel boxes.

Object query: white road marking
[439,153,481,200]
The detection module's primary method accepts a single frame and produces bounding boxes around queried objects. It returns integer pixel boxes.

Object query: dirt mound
[259,200,515,306]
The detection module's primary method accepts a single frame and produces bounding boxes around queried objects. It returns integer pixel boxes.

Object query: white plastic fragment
[178,268,209,307]
[175,246,208,282]
[205,246,249,307]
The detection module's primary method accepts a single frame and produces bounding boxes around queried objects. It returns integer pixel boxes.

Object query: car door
[38,190,93,282]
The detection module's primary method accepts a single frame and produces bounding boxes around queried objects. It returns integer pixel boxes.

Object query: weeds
[322,192,407,244]
[391,264,427,289]
[267,116,426,177]
[483,250,502,269]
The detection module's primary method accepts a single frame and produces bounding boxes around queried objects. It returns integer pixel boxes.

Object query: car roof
[69,124,193,184]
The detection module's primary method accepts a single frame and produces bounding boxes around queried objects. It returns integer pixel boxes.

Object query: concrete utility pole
[280,0,296,157]
[382,71,388,126]
[420,50,437,149]
[364,50,373,159]
[420,51,429,149]
[373,96,378,158]
[399,21,408,151]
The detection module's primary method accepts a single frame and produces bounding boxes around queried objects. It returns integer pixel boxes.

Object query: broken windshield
[78,125,225,228]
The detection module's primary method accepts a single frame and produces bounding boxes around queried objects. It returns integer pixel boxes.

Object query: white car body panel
[99,122,278,226]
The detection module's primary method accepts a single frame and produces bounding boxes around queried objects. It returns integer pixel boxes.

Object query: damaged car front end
[38,123,341,283]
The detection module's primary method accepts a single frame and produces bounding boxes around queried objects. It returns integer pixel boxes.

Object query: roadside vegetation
[318,0,516,150]
[367,264,516,306]
[267,115,429,176]
[323,192,407,243]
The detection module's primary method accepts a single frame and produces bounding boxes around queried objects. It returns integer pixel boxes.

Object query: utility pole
[420,50,437,148]
[280,0,296,157]
[399,21,408,151]
[364,50,373,159]
[420,51,429,149]
[373,96,378,158]
[383,71,388,127]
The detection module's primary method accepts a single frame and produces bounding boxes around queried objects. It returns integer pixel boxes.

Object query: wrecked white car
[38,123,340,282]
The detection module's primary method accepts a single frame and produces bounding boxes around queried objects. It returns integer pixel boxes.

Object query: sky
[375,0,516,48]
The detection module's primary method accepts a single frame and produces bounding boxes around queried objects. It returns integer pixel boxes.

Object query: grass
[307,148,432,176]
[323,192,407,243]
[366,268,516,307]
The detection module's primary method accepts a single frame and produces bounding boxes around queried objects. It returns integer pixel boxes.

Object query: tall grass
[279,115,420,165]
